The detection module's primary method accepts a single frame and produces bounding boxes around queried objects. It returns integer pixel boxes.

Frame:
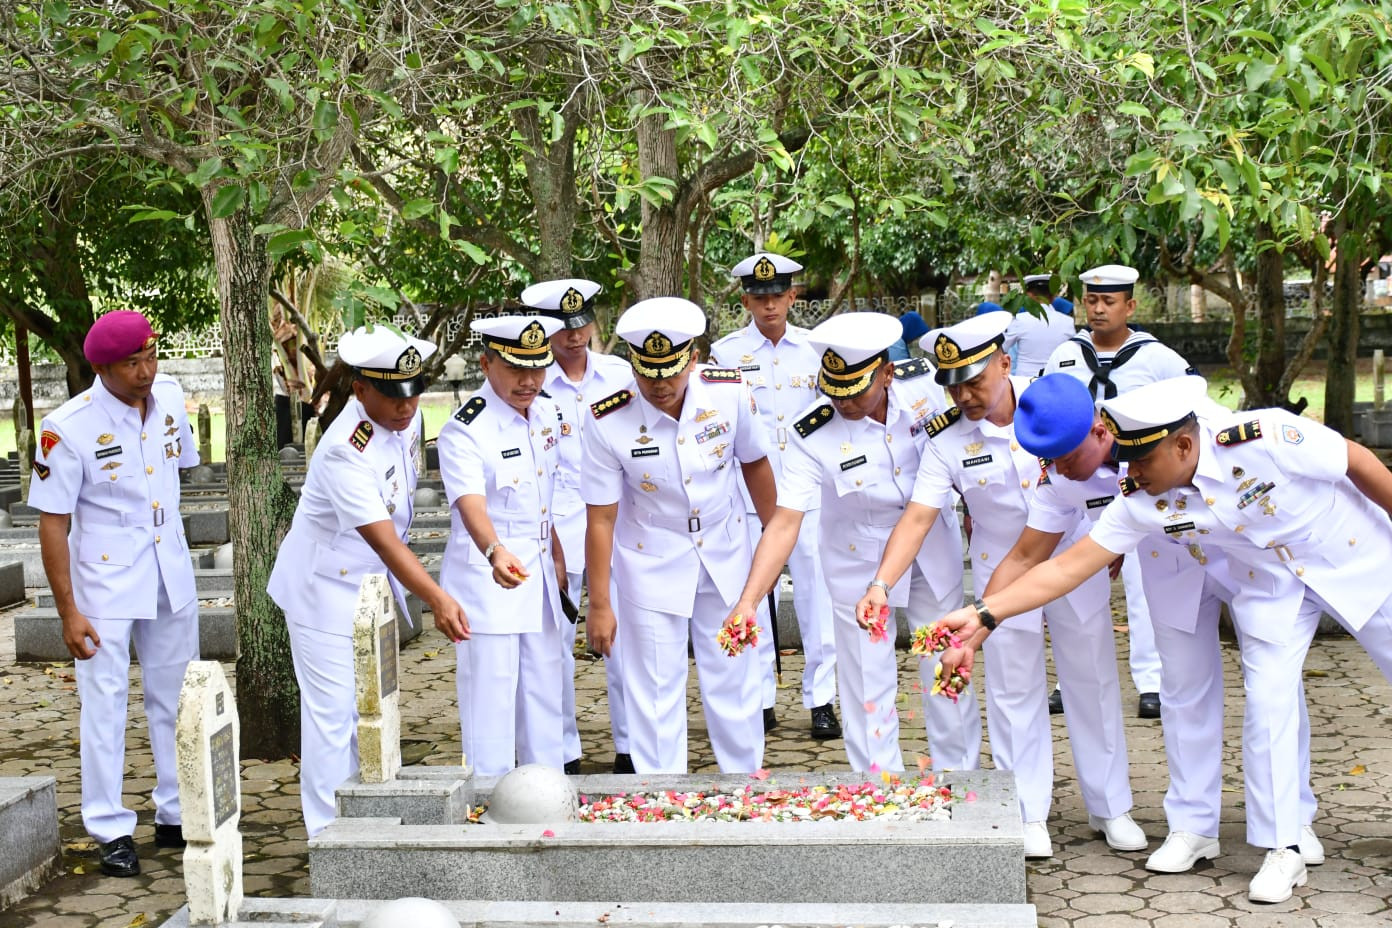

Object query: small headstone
[278,445,302,463]
[10,396,22,439]
[304,418,321,462]
[17,427,32,501]
[0,511,12,528]
[361,898,460,928]
[190,464,216,484]
[412,487,439,509]
[354,574,401,783]
[175,661,244,925]
[197,404,213,465]
[212,543,234,570]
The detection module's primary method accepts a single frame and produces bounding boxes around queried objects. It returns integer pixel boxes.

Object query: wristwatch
[867,579,891,597]
[484,541,504,562]
[972,597,997,631]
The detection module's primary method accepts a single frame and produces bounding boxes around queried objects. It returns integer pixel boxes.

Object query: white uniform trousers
[833,561,980,773]
[582,575,630,756]
[981,570,1132,823]
[1120,556,1162,694]
[618,566,763,773]
[562,570,584,763]
[287,620,357,838]
[750,512,838,709]
[76,580,198,843]
[455,609,566,778]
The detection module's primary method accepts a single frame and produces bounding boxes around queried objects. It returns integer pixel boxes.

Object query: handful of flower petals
[932,661,970,703]
[910,621,962,656]
[575,780,956,823]
[716,613,761,657]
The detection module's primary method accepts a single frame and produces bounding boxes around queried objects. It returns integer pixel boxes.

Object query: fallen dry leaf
[128,915,149,927]
[1351,764,1367,776]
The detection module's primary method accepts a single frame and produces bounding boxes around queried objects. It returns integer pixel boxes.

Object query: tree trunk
[636,113,689,299]
[205,195,301,759]
[515,91,580,281]
[1324,213,1364,436]
[1251,225,1288,408]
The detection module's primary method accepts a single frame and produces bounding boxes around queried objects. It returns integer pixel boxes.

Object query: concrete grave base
[0,561,23,607]
[0,777,61,911]
[157,897,1038,928]
[314,769,1025,906]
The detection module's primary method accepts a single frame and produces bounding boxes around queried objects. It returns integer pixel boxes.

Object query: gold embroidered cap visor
[628,334,694,380]
[357,345,427,397]
[818,350,884,398]
[483,321,556,368]
[1099,407,1196,461]
[932,335,1003,386]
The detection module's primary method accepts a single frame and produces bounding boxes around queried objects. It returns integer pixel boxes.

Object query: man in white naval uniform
[711,251,838,739]
[31,311,200,877]
[934,374,1392,902]
[438,314,569,777]
[855,311,1144,860]
[528,278,636,773]
[582,297,778,774]
[1003,273,1075,378]
[1043,264,1197,719]
[723,312,979,773]
[269,324,469,837]
[992,374,1324,879]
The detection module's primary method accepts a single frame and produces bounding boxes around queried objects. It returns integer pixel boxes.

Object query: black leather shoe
[99,836,140,877]
[611,752,636,774]
[563,758,581,775]
[810,704,841,740]
[763,706,778,732]
[1138,692,1162,719]
[153,823,185,848]
[1048,686,1064,715]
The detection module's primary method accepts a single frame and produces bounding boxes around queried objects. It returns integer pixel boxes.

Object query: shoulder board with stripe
[892,357,932,380]
[1216,420,1262,447]
[794,404,834,439]
[33,460,51,481]
[350,419,374,452]
[590,389,633,419]
[539,388,551,399]
[1119,476,1139,497]
[700,367,742,384]
[924,407,962,439]
[454,396,486,425]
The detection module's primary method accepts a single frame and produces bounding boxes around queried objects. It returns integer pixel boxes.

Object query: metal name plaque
[210,722,239,828]
[379,619,399,698]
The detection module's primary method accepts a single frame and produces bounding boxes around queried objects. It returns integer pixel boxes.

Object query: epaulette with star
[1216,420,1262,446]
[892,357,932,380]
[924,407,961,439]
[350,419,374,452]
[700,367,742,384]
[1119,476,1139,496]
[794,404,833,438]
[454,396,486,425]
[590,389,632,419]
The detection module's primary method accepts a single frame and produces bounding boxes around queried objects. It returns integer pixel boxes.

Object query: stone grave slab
[16,606,237,661]
[354,574,401,784]
[314,768,1025,906]
[0,561,23,607]
[0,777,60,911]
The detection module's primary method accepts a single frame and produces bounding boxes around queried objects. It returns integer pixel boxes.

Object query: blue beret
[1051,296,1074,315]
[974,301,1006,316]
[899,311,928,343]
[1016,374,1096,459]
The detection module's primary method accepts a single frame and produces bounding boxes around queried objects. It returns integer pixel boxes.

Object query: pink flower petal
[751,768,770,780]
[541,829,556,838]
[863,700,877,712]
[965,791,977,802]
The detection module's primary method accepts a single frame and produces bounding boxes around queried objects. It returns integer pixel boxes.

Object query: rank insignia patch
[590,390,632,419]
[455,396,486,425]
[1119,476,1140,496]
[700,367,743,384]
[350,420,374,452]
[40,430,61,456]
[924,407,962,438]
[1216,420,1262,446]
[794,404,833,438]
[33,460,50,480]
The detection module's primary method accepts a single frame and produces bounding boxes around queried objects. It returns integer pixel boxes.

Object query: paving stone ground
[2,588,1390,927]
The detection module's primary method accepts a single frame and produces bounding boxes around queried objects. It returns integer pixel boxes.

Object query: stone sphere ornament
[360,897,460,928]
[481,764,579,824]
[278,445,303,462]
[189,464,215,483]
[213,543,234,569]
[412,486,440,508]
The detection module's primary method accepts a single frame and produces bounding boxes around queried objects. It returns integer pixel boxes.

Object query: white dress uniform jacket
[912,375,1134,824]
[1004,306,1075,378]
[29,373,201,844]
[268,397,421,837]
[779,359,977,771]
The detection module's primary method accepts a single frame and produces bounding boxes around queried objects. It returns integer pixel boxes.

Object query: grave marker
[354,574,401,783]
[304,417,321,462]
[197,404,213,465]
[175,661,244,925]
[17,427,32,500]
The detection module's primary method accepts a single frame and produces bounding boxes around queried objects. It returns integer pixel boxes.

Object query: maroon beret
[84,311,158,365]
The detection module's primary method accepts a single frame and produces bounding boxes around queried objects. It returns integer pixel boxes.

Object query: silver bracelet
[866,579,891,596]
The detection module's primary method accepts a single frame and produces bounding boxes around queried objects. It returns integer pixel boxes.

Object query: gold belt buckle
[1273,544,1293,562]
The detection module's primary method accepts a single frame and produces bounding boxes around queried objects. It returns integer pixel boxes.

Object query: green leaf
[401,198,434,220]
[266,228,315,258]
[189,156,223,188]
[208,184,244,219]
[457,240,489,265]
[405,51,422,69]
[313,99,339,132]
[1245,59,1277,92]
[1117,101,1150,119]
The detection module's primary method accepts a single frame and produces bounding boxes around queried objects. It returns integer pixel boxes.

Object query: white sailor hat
[520,278,602,330]
[338,322,437,398]
[1080,264,1140,293]
[1097,375,1208,461]
[1022,273,1054,289]
[808,312,901,399]
[731,252,803,295]
[471,314,563,369]
[615,297,706,379]
[920,310,1013,386]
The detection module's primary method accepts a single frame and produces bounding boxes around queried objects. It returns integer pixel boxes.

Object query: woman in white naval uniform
[269,324,469,837]
[723,312,979,773]
[30,311,200,878]
[438,314,569,777]
[856,311,1143,860]
[582,297,778,774]
[527,278,636,773]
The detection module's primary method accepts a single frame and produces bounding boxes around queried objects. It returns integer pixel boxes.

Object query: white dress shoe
[1087,812,1148,851]
[1249,848,1308,903]
[1299,824,1325,865]
[1022,820,1053,859]
[1145,831,1220,872]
